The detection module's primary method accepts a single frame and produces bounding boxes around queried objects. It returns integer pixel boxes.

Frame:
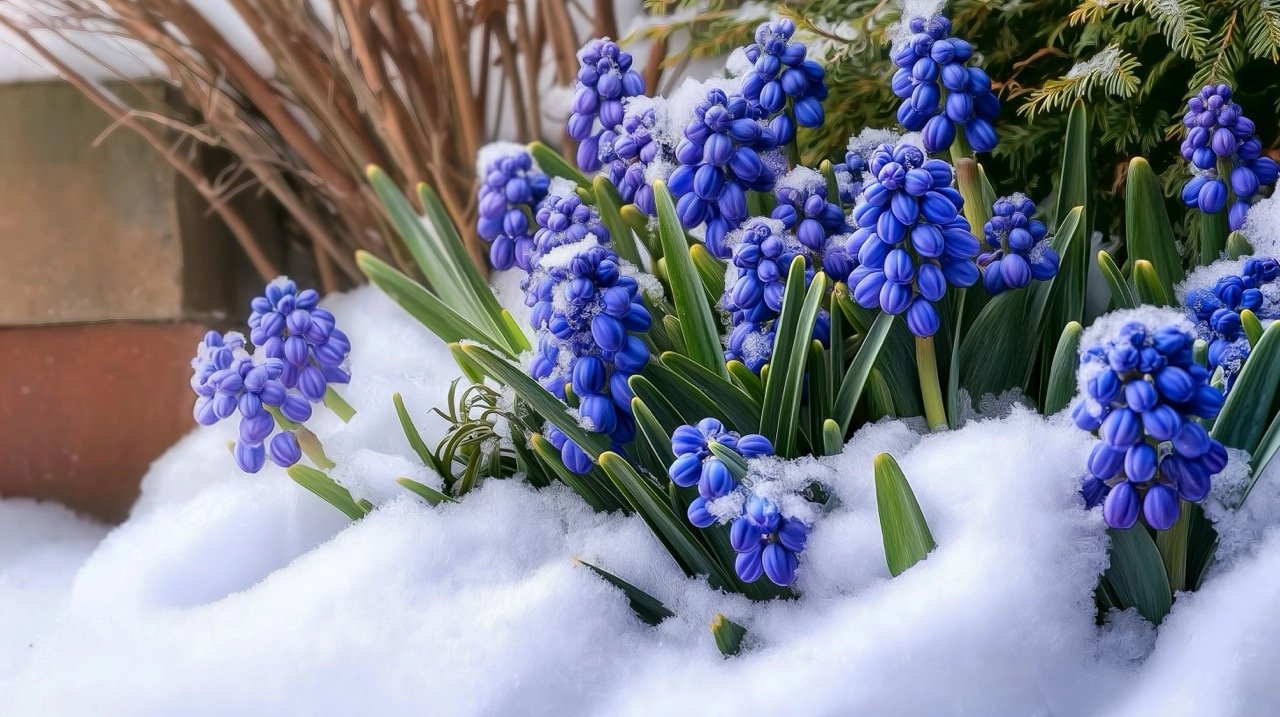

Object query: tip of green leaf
[873,453,899,473]
[365,164,384,179]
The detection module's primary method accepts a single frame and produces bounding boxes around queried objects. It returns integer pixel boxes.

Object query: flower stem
[324,387,357,422]
[915,335,948,430]
[1155,500,1192,593]
[296,427,336,470]
[949,137,991,236]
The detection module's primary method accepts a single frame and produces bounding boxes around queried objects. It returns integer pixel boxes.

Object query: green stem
[324,387,357,422]
[1155,501,1192,593]
[949,138,991,236]
[915,335,948,430]
[1200,159,1235,265]
[785,104,800,168]
[296,427,336,470]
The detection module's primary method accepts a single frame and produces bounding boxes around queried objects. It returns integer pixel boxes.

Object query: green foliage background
[638,0,1280,248]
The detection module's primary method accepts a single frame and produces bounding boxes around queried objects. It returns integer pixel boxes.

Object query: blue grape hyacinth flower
[846,142,980,336]
[834,148,869,205]
[531,194,612,266]
[193,350,312,473]
[1072,313,1228,531]
[978,193,1059,293]
[598,103,672,215]
[731,494,809,587]
[1180,84,1280,230]
[568,38,646,172]
[666,418,773,526]
[476,148,552,270]
[248,277,352,403]
[527,241,652,473]
[739,19,828,141]
[772,167,849,252]
[1183,257,1280,390]
[890,15,1000,154]
[669,88,780,257]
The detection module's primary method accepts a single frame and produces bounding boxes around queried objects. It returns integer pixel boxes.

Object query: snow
[1243,192,1280,259]
[1,284,1280,714]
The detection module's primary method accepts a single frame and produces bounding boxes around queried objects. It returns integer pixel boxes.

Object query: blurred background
[2,0,1278,520]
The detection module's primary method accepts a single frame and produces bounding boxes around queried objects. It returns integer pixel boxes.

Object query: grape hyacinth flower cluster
[527,241,652,473]
[890,15,999,154]
[599,104,671,216]
[1180,84,1280,230]
[978,193,1060,294]
[1183,257,1280,389]
[834,147,869,204]
[530,194,611,267]
[476,148,552,271]
[191,332,311,472]
[1073,314,1228,531]
[667,419,807,586]
[722,218,830,372]
[249,278,352,404]
[669,88,780,257]
[568,38,645,173]
[772,167,849,252]
[847,142,980,337]
[739,19,828,143]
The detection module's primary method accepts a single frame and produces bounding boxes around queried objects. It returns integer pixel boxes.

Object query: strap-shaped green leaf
[287,465,369,521]
[643,359,749,431]
[659,353,761,432]
[1199,205,1230,265]
[1105,527,1172,624]
[1124,157,1183,290]
[865,368,896,420]
[359,251,509,353]
[690,243,727,304]
[1097,250,1137,310]
[1043,321,1083,416]
[458,343,610,457]
[1213,322,1280,453]
[593,175,643,267]
[874,453,936,577]
[822,418,843,456]
[653,180,730,380]
[599,452,733,586]
[629,374,685,432]
[1054,99,1090,231]
[711,613,748,657]
[396,477,455,506]
[1242,309,1264,347]
[1227,230,1254,260]
[528,141,590,187]
[530,433,613,512]
[1132,260,1172,306]
[807,340,831,441]
[392,393,445,475]
[576,560,674,626]
[631,397,678,471]
[726,360,765,404]
[834,311,896,433]
[760,260,828,457]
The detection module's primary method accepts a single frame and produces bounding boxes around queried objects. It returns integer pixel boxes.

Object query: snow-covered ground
[2,270,1280,716]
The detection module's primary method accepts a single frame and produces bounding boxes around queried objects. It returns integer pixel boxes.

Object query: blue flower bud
[762,543,799,586]
[1101,408,1142,447]
[1143,484,1180,531]
[268,431,302,467]
[699,458,737,499]
[234,440,266,474]
[1125,443,1157,482]
[906,298,941,337]
[1103,481,1140,529]
[737,433,774,457]
[735,545,765,583]
[1142,404,1181,441]
[687,497,716,528]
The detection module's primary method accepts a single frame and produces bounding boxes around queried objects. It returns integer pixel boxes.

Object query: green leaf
[865,368,896,420]
[1044,322,1083,415]
[711,613,747,657]
[287,465,369,521]
[961,206,1085,398]
[1054,100,1090,234]
[1227,231,1254,259]
[1132,260,1172,306]
[358,251,508,353]
[396,477,456,506]
[807,340,831,442]
[1199,207,1230,266]
[530,433,613,512]
[621,204,660,259]
[1212,322,1280,453]
[529,141,590,187]
[834,311,896,433]
[822,418,843,455]
[576,560,674,626]
[874,453,936,577]
[1105,527,1172,624]
[1097,250,1137,309]
[1124,157,1183,290]
[707,441,751,480]
[760,260,828,457]
[726,360,765,404]
[392,393,444,475]
[593,175,643,267]
[1242,309,1264,347]
[458,343,610,457]
[631,397,678,470]
[690,244,726,305]
[653,180,729,380]
[659,352,761,432]
[598,452,733,586]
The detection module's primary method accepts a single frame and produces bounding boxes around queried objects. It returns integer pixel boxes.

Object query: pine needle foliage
[645,0,1280,238]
